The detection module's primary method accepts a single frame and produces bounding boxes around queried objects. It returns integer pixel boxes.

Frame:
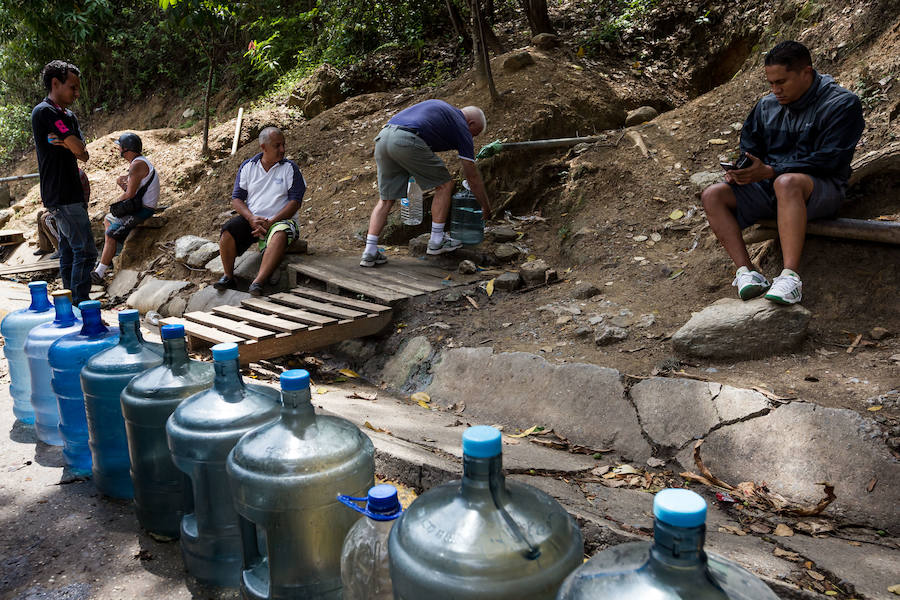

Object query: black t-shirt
[31,98,85,208]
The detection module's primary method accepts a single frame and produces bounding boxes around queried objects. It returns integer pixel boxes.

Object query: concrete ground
[0,281,897,599]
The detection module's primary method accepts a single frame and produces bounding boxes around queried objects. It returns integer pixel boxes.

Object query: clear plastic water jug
[48,301,119,475]
[81,309,163,499]
[122,323,214,539]
[227,369,375,600]
[1,281,56,424]
[24,290,82,445]
[167,342,280,586]
[400,177,423,226]
[450,184,484,245]
[338,484,403,600]
[389,425,584,600]
[556,488,780,599]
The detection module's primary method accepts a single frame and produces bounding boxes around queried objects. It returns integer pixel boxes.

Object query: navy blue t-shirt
[388,99,475,161]
[31,98,85,208]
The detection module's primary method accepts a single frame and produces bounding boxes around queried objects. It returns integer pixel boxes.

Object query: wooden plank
[269,293,366,319]
[160,317,245,345]
[303,255,453,280]
[211,305,307,333]
[289,288,391,313]
[235,312,393,364]
[297,262,426,297]
[241,297,338,326]
[0,231,25,246]
[0,260,59,276]
[288,264,409,303]
[353,268,446,292]
[183,311,279,340]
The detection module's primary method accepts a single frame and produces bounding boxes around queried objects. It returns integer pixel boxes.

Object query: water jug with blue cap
[24,290,82,445]
[556,488,780,599]
[389,425,583,599]
[449,181,484,245]
[48,300,119,475]
[338,484,403,599]
[1,281,56,424]
[122,323,214,539]
[81,309,163,499]
[167,342,280,586]
[227,369,375,600]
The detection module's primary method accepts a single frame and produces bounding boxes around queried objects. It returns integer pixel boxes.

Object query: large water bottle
[338,484,403,600]
[450,182,485,245]
[389,425,583,599]
[81,309,163,499]
[122,323,214,540]
[48,301,119,475]
[400,176,423,226]
[167,342,280,586]
[24,290,82,445]
[227,369,375,600]
[556,488,780,599]
[1,281,56,424]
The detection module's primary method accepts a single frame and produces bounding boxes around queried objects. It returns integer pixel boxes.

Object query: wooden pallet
[0,257,59,276]
[160,286,393,364]
[0,230,24,246]
[287,254,462,304]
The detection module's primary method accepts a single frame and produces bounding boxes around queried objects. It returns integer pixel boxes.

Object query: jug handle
[489,477,541,560]
[337,494,402,522]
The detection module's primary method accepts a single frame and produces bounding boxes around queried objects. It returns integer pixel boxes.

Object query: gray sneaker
[426,234,463,255]
[360,249,388,267]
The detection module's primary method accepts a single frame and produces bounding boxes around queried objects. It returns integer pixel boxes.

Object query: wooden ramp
[287,254,462,304]
[160,286,393,364]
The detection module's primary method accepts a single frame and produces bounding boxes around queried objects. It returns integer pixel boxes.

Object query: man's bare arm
[115,160,150,202]
[62,135,89,161]
[460,161,492,221]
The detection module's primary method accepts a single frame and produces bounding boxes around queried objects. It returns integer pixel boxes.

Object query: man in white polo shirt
[214,126,306,296]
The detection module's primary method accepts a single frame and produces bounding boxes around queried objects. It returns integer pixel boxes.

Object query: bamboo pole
[231,107,244,156]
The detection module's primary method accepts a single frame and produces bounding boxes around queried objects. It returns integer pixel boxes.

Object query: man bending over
[214,126,305,296]
[702,41,864,304]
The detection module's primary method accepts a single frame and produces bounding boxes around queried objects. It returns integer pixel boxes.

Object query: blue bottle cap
[161,323,185,340]
[462,425,502,458]
[281,369,310,391]
[118,309,140,323]
[78,300,102,312]
[653,488,707,528]
[367,484,401,515]
[212,342,239,361]
[28,281,48,291]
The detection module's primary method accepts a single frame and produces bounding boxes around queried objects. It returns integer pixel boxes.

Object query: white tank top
[133,156,159,209]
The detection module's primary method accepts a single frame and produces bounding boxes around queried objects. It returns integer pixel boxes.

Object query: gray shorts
[374,125,452,200]
[730,175,846,229]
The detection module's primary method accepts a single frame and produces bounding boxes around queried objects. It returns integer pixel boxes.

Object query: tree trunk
[471,0,499,102]
[202,55,214,156]
[445,0,473,53]
[520,0,554,35]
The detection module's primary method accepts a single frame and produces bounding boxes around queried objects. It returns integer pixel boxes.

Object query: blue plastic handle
[336,494,401,521]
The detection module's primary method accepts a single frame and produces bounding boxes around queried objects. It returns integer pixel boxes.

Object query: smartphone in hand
[721,153,751,171]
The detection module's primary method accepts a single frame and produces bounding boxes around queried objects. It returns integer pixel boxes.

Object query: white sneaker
[426,234,463,255]
[732,267,770,300]
[359,249,387,267]
[765,271,802,305]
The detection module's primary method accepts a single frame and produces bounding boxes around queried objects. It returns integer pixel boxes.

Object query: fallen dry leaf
[465,295,479,309]
[806,569,825,582]
[773,547,801,561]
[410,392,431,409]
[316,387,328,394]
[364,421,388,434]
[347,391,377,401]
[613,464,640,476]
[718,524,747,536]
[773,523,794,537]
[509,425,543,438]
[888,584,900,595]
[486,278,495,297]
[338,368,359,378]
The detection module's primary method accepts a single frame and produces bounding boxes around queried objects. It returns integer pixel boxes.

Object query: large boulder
[126,277,190,314]
[186,242,219,268]
[625,106,659,127]
[287,64,345,119]
[672,298,811,359]
[174,235,209,262]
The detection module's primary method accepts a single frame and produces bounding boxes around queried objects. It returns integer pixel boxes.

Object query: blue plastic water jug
[24,290,82,445]
[122,323,214,539]
[48,301,119,475]
[81,309,163,499]
[389,425,583,600]
[227,369,375,600]
[555,488,780,599]
[338,484,403,600]
[450,186,485,245]
[1,281,55,424]
[167,342,280,586]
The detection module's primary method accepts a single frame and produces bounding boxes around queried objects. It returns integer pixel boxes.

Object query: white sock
[364,234,379,256]
[430,222,445,245]
[94,263,108,277]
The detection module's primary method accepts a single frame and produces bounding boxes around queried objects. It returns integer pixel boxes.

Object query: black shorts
[221,215,258,255]
[729,176,846,229]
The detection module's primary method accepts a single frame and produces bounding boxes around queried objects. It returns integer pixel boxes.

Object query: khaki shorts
[374,125,451,200]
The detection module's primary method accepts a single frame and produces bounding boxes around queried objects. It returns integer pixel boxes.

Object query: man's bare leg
[772,173,814,272]
[253,231,287,286]
[702,183,755,270]
[430,180,455,224]
[366,199,394,237]
[98,234,116,268]
[219,231,238,278]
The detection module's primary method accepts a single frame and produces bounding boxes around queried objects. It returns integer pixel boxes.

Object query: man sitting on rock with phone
[701,40,864,304]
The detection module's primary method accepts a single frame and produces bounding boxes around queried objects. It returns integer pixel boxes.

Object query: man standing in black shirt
[31,60,96,304]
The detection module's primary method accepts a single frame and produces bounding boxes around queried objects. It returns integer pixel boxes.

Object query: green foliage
[583,0,659,53]
[0,104,31,162]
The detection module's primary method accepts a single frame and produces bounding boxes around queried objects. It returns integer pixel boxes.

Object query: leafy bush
[0,103,31,163]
